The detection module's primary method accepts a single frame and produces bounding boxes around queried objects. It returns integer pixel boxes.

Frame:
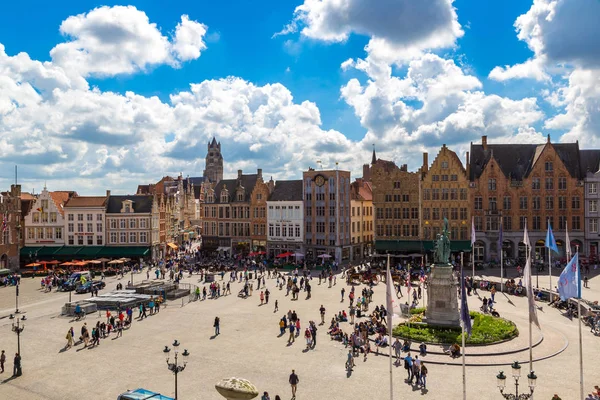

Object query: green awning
[53,246,83,256]
[76,247,103,257]
[20,246,43,256]
[450,241,473,252]
[97,247,150,257]
[37,246,62,256]
[375,240,426,252]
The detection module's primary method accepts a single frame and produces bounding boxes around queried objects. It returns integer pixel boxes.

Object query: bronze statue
[433,217,452,264]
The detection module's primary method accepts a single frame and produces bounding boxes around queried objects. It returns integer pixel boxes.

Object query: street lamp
[164,340,189,400]
[11,315,25,375]
[496,362,537,399]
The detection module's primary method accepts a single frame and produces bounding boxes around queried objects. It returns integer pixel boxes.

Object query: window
[87,236,93,245]
[97,235,103,245]
[432,189,440,200]
[68,223,74,233]
[55,227,62,239]
[140,219,147,229]
[120,219,126,229]
[68,235,74,245]
[532,196,540,210]
[295,225,300,237]
[87,214,93,221]
[474,216,483,231]
[97,214,102,221]
[411,208,419,219]
[424,189,431,200]
[558,196,567,210]
[393,181,401,189]
[503,196,511,210]
[402,194,410,202]
[503,216,512,230]
[402,208,409,219]
[282,224,287,237]
[87,223,93,232]
[559,215,567,230]
[590,200,598,213]
[50,212,57,223]
[68,214,74,221]
[77,223,83,232]
[532,178,540,190]
[488,179,496,190]
[124,203,131,213]
[441,175,449,182]
[460,189,467,200]
[432,175,439,182]
[423,208,430,220]
[441,161,449,169]
[520,196,528,210]
[78,236,84,245]
[432,208,440,220]
[140,232,147,242]
[442,189,449,200]
[33,213,40,223]
[78,214,83,221]
[590,218,598,233]
[545,161,553,172]
[558,177,567,190]
[450,188,458,200]
[120,232,127,243]
[545,178,554,190]
[532,216,541,230]
[129,232,137,243]
[41,199,48,209]
[257,193,262,200]
[450,208,458,220]
[572,216,581,230]
[451,174,458,181]
[269,224,274,237]
[589,183,597,194]
[460,208,467,220]
[110,219,117,229]
[129,219,136,229]
[411,225,419,237]
[546,196,554,210]
[96,223,102,232]
[489,197,497,211]
[474,196,483,210]
[572,196,581,209]
[520,216,527,230]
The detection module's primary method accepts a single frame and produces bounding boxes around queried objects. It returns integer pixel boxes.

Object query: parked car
[75,280,106,294]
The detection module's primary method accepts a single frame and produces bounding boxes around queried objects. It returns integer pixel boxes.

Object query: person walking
[404,352,413,382]
[420,362,428,388]
[260,291,265,305]
[319,305,326,324]
[274,300,279,313]
[214,316,220,336]
[288,322,295,343]
[349,306,355,325]
[341,287,345,302]
[13,353,21,377]
[0,350,5,373]
[265,288,270,304]
[310,321,318,348]
[392,338,402,364]
[65,327,74,348]
[289,369,299,399]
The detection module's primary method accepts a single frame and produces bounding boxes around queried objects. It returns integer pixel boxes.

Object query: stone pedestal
[215,377,259,400]
[425,263,460,327]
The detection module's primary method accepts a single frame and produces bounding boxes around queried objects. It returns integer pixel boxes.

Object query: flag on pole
[545,221,559,254]
[523,255,540,328]
[460,268,472,337]
[523,220,531,259]
[557,253,581,300]
[565,224,571,260]
[386,263,400,325]
[471,216,476,247]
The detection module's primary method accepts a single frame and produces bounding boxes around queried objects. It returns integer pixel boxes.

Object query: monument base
[424,263,460,327]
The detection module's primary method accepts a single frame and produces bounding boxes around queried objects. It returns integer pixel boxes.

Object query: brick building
[469,135,585,263]
[421,145,471,253]
[371,151,422,254]
[267,180,304,257]
[303,168,351,263]
[0,184,22,270]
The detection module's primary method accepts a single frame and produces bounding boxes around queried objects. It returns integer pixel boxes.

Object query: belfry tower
[203,137,223,184]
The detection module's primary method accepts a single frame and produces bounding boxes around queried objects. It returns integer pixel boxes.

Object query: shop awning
[167,243,178,250]
[20,246,43,256]
[53,246,83,256]
[76,246,103,257]
[375,240,426,252]
[97,246,150,257]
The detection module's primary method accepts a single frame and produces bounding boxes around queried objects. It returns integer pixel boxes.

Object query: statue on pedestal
[433,218,451,264]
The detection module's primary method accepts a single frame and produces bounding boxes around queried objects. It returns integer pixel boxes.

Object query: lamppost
[496,361,537,399]
[10,315,25,375]
[163,340,189,400]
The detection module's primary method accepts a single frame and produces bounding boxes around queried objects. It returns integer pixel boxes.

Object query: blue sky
[0,0,598,194]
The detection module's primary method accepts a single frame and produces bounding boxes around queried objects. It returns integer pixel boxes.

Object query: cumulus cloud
[277,0,463,63]
[49,6,208,77]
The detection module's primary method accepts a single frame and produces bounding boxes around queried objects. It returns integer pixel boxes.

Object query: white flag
[523,219,531,255]
[386,258,400,325]
[523,256,541,329]
[471,216,476,247]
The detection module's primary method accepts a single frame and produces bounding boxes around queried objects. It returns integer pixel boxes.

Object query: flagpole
[461,254,466,400]
[576,247,584,400]
[500,242,504,293]
[548,219,552,292]
[387,254,393,400]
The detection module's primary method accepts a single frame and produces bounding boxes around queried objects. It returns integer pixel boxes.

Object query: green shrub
[410,307,426,315]
[392,313,518,345]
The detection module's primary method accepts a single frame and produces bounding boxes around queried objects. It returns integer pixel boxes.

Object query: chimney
[422,152,429,173]
[482,135,488,150]
[466,151,470,178]
[257,168,263,180]
[106,190,111,197]
[362,164,371,181]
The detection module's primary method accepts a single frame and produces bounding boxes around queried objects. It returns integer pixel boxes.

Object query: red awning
[276,251,293,258]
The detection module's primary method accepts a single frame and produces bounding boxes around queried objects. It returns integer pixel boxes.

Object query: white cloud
[278,0,463,63]
[489,58,549,82]
[49,6,208,77]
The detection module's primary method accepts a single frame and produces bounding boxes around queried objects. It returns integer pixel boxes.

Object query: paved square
[0,267,599,400]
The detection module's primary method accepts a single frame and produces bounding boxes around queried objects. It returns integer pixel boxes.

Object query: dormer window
[545,161,553,172]
[238,193,244,202]
[121,200,134,213]
[221,193,228,203]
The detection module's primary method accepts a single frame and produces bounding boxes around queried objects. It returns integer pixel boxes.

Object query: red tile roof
[50,191,76,215]
[64,196,108,208]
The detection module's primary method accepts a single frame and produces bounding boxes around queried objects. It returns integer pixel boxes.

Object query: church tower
[203,137,224,184]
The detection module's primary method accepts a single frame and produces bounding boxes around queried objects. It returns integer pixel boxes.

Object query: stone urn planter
[215,377,259,400]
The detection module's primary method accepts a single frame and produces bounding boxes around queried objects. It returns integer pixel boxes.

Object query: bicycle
[75,310,86,321]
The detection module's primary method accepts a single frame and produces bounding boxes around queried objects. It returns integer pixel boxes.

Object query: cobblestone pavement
[0,270,598,400]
